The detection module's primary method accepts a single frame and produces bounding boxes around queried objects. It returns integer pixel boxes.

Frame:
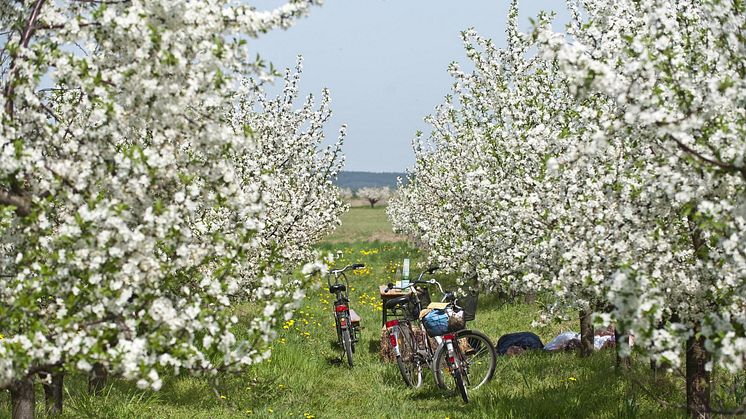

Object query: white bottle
[401,258,410,288]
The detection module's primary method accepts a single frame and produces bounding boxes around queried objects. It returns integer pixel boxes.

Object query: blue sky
[252,1,570,172]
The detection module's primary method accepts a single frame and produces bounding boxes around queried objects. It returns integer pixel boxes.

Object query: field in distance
[323,207,404,243]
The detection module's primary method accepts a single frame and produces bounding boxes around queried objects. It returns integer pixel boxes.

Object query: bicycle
[327,263,365,367]
[382,267,437,388]
[383,270,496,402]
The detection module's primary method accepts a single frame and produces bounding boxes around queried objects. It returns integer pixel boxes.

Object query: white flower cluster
[1,0,344,392]
[389,0,745,373]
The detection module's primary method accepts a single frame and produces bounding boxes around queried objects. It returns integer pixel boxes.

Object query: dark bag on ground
[496,332,544,355]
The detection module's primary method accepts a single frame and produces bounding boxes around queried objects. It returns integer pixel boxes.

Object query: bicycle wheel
[433,329,496,392]
[396,326,423,388]
[453,368,469,403]
[342,327,354,367]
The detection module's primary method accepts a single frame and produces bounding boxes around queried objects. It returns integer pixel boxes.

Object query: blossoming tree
[230,60,348,283]
[391,2,745,415]
[0,1,348,418]
[357,186,391,208]
[537,0,746,414]
[388,4,639,357]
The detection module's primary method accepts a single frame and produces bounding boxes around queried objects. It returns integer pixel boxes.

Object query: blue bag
[422,308,464,337]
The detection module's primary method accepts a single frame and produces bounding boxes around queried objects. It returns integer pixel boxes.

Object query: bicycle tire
[433,329,496,392]
[453,368,469,403]
[395,326,423,388]
[342,327,354,367]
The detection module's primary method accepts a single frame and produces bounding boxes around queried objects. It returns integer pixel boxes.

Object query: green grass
[3,210,743,418]
[322,206,403,243]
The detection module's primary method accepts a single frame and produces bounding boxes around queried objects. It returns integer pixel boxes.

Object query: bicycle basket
[422,308,465,337]
[456,292,478,322]
[415,286,431,307]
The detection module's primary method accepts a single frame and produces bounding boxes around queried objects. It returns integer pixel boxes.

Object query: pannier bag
[422,307,465,337]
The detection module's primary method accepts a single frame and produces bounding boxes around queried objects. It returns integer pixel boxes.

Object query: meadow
[2,206,742,418]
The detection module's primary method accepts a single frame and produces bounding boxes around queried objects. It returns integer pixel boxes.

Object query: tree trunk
[10,377,35,419]
[686,333,711,418]
[684,213,711,418]
[41,371,63,416]
[523,291,536,304]
[579,310,594,357]
[614,326,631,370]
[88,363,108,395]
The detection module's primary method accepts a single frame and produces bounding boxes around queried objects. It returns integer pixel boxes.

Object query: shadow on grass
[327,338,340,351]
[368,337,381,355]
[466,351,683,418]
[373,350,685,418]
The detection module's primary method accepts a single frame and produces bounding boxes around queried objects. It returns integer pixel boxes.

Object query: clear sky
[252,1,570,172]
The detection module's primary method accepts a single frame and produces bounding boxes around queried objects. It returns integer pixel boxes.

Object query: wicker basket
[456,292,478,322]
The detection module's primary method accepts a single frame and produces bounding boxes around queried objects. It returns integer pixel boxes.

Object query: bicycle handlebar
[330,264,366,275]
[327,263,365,289]
[384,278,445,296]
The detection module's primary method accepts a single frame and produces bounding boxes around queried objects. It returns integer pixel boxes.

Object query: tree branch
[0,190,31,216]
[4,0,47,117]
[668,133,746,180]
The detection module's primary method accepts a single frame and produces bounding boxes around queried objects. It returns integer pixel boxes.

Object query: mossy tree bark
[614,326,631,370]
[11,377,35,419]
[41,370,64,416]
[88,363,108,395]
[686,333,711,418]
[579,310,594,358]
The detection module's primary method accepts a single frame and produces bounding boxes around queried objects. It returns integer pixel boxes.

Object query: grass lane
[5,207,741,418]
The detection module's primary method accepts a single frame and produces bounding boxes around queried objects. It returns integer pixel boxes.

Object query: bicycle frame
[384,269,446,384]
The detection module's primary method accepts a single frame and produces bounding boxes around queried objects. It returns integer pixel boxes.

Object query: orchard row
[0,1,345,416]
[388,1,745,416]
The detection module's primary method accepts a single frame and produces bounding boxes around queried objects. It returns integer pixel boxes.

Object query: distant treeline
[334,171,407,190]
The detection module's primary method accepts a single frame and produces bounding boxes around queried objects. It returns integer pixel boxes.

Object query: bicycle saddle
[329,284,346,294]
[384,295,411,310]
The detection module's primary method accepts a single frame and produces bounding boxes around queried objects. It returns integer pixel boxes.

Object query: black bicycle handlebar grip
[427,266,440,274]
[384,282,394,292]
[353,264,365,269]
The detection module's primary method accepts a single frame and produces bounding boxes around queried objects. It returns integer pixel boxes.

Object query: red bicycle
[327,263,365,367]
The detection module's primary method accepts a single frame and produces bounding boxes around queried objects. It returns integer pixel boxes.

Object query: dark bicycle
[383,269,496,402]
[327,263,365,367]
